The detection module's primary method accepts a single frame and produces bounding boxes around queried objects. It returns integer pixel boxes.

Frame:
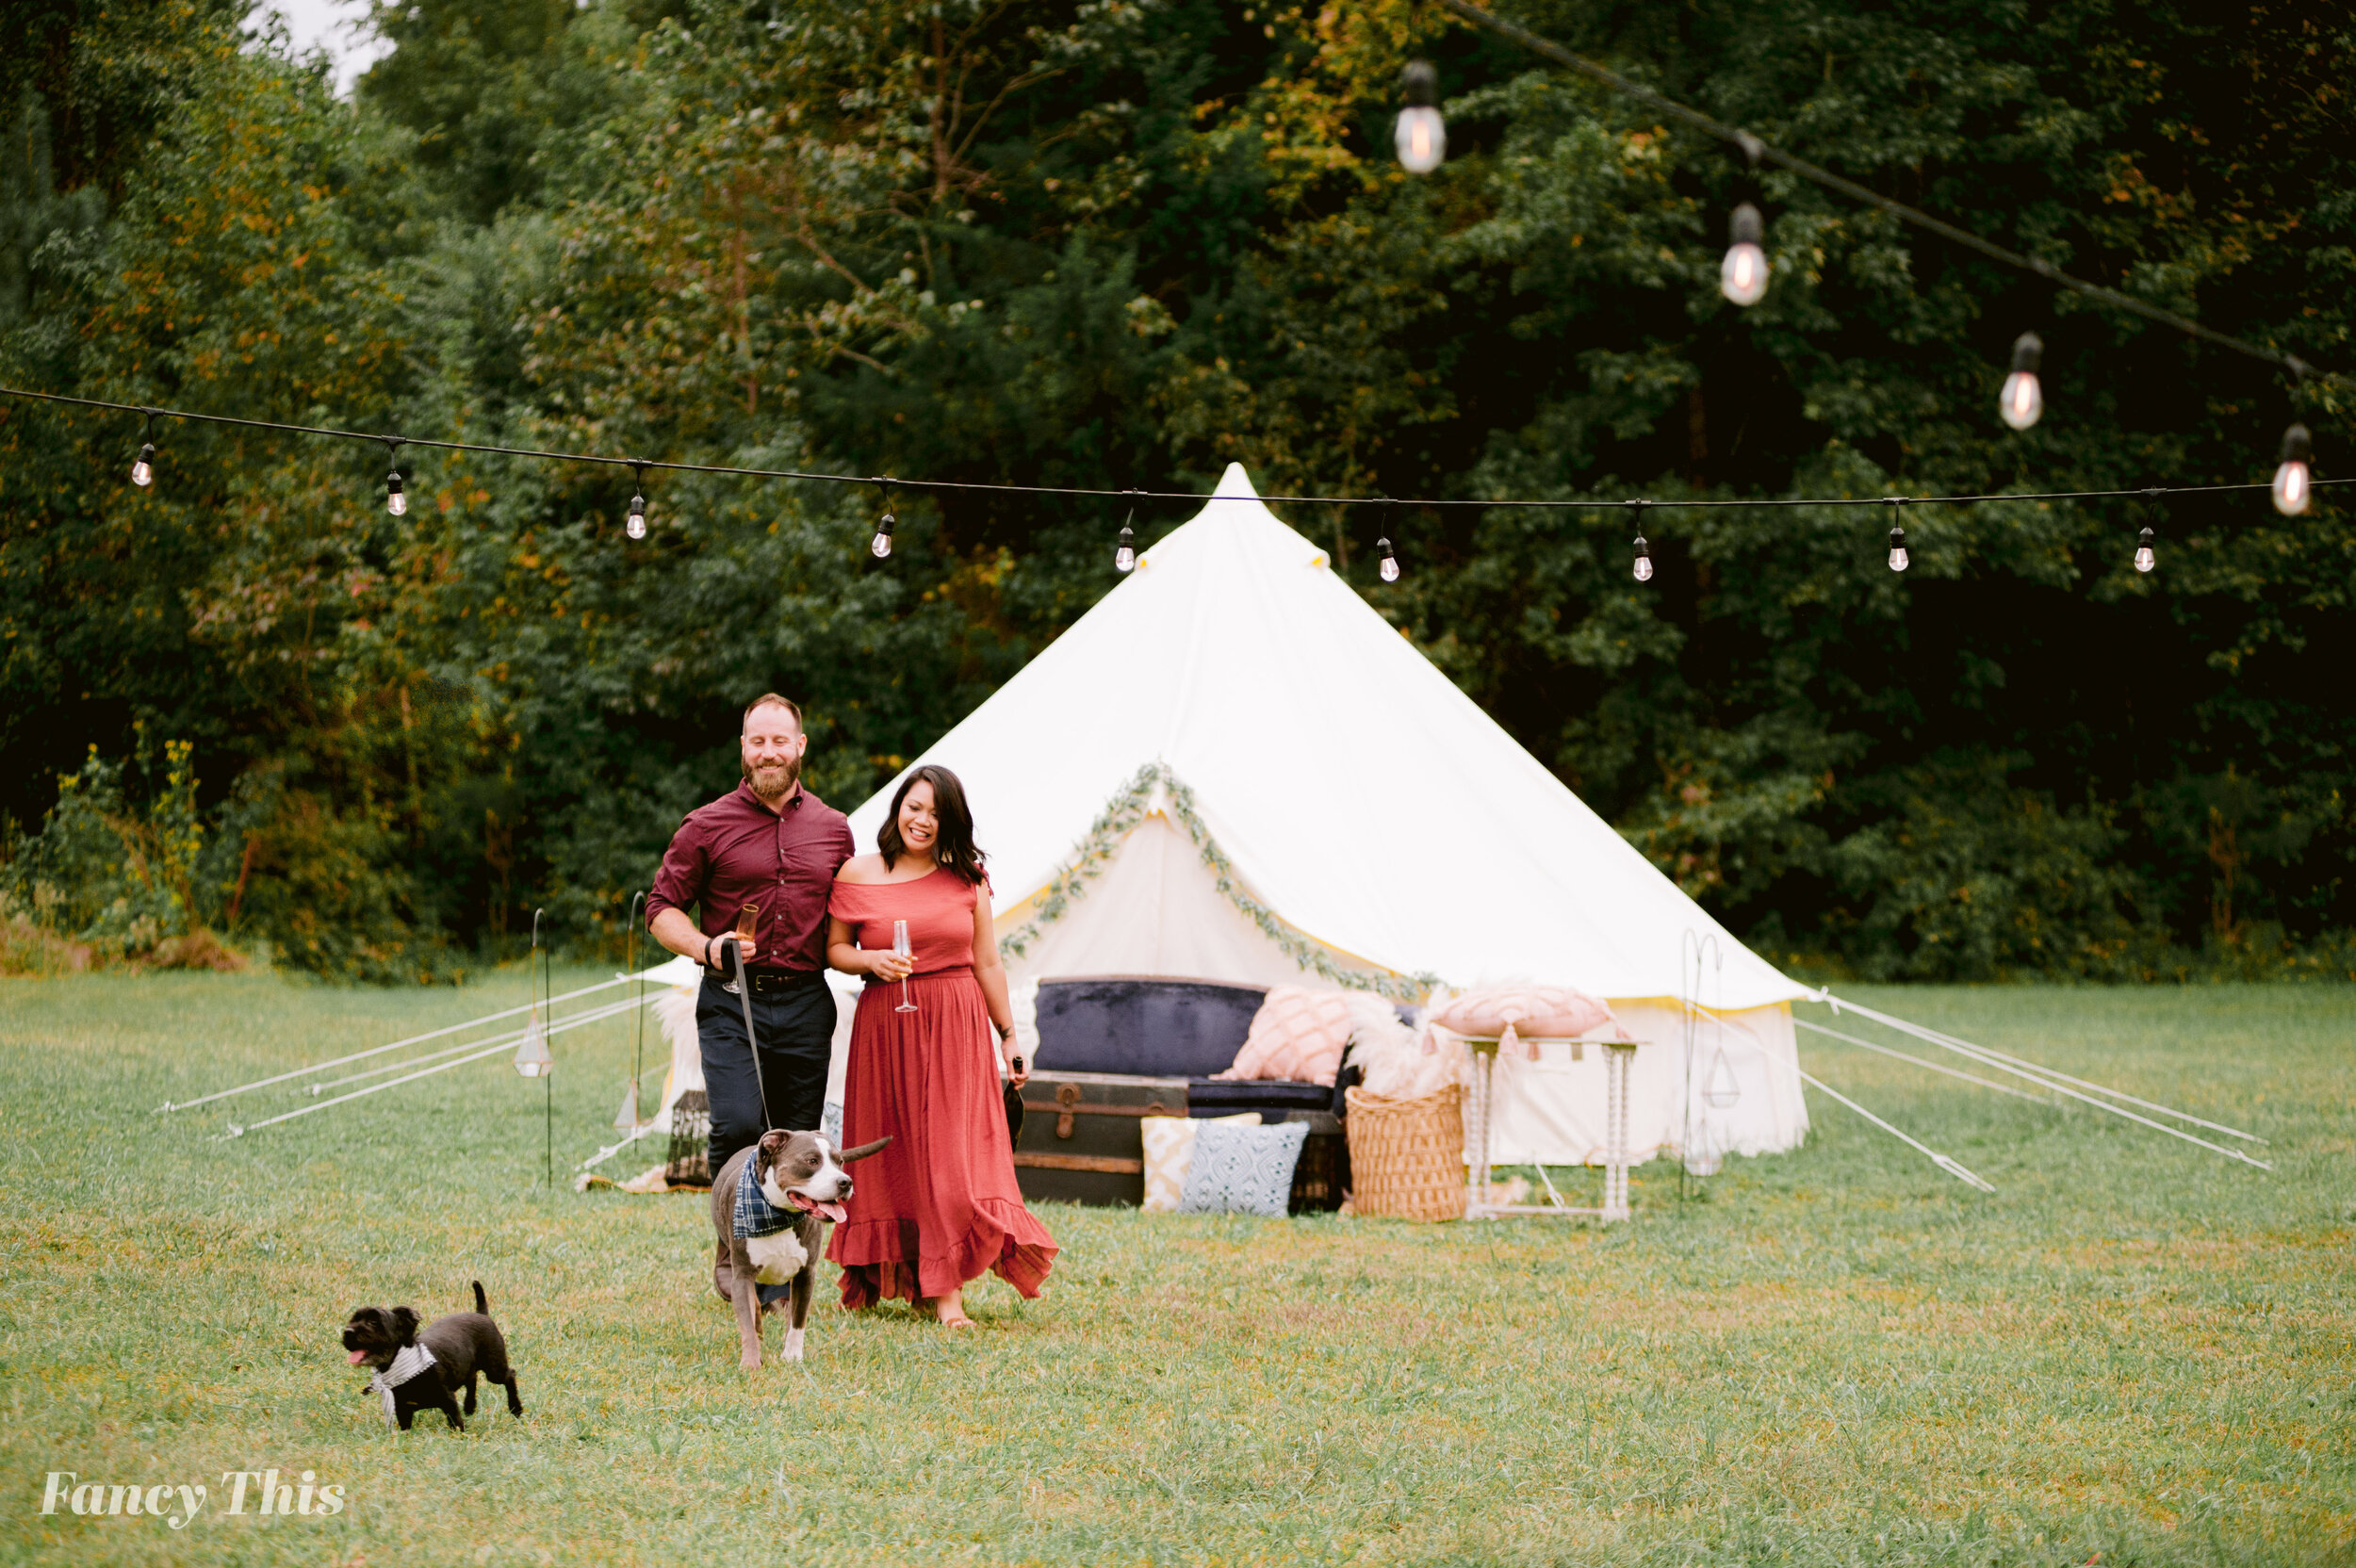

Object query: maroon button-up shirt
[646,781,856,972]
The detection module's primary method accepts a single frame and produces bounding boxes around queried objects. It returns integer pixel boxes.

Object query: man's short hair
[742,692,804,731]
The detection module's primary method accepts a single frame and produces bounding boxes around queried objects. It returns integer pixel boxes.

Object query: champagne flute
[892,919,916,1012]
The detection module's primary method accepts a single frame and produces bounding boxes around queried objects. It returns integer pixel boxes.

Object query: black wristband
[704,936,716,969]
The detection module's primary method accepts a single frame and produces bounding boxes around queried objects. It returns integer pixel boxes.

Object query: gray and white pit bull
[710,1129,890,1369]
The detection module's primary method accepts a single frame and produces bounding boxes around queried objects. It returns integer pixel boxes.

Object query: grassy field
[1,969,2349,1566]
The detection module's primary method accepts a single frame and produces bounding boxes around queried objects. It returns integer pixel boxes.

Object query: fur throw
[1342,993,1461,1101]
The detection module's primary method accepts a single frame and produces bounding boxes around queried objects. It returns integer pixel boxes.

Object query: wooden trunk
[1011,1071,1188,1208]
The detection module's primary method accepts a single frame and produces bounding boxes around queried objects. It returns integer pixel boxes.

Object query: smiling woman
[826,765,1057,1329]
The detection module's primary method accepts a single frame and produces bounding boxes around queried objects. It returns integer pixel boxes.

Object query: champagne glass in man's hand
[731,902,761,965]
[892,919,917,1013]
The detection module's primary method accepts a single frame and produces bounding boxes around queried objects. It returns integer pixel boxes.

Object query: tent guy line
[1792,1016,2056,1103]
[4,384,2338,516]
[305,994,649,1096]
[1819,995,2271,1168]
[156,966,673,1113]
[212,990,662,1141]
[1794,1066,1998,1193]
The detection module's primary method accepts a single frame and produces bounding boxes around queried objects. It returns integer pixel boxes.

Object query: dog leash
[720,939,775,1135]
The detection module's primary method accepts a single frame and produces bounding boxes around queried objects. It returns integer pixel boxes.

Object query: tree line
[1,0,2349,982]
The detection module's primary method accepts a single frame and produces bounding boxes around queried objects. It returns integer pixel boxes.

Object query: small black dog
[342,1281,524,1431]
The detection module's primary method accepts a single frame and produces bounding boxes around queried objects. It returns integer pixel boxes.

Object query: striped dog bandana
[368,1343,437,1428]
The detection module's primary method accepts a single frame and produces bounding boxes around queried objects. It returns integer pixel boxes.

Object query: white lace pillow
[1140,1112,1261,1213]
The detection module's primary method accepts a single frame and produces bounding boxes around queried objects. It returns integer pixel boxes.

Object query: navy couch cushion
[1034,976,1268,1078]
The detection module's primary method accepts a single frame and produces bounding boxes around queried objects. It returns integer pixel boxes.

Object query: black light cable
[1427,0,2348,395]
[0,384,2340,548]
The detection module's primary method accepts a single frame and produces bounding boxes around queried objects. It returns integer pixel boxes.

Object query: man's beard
[744,756,802,801]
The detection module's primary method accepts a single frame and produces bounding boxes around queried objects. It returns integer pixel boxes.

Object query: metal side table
[1455,1033,1643,1223]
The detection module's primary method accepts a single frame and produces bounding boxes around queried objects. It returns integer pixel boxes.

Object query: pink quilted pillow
[1431,985,1613,1046]
[1214,986,1354,1086]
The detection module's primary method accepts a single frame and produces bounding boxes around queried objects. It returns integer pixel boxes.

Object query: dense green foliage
[1,0,2349,981]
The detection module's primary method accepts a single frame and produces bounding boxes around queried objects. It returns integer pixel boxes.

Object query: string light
[1377,535,1400,582]
[2000,334,2044,431]
[1633,533,1653,582]
[1886,498,1909,572]
[869,480,896,558]
[2273,424,2312,515]
[1721,204,1767,306]
[130,412,156,487]
[1115,510,1137,573]
[626,464,647,539]
[2135,526,2155,574]
[1396,61,1446,174]
[384,441,406,517]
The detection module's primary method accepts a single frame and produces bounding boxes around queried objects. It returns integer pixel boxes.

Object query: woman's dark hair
[877,765,988,885]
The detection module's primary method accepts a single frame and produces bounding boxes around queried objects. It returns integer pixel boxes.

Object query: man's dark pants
[697,972,836,1304]
[697,972,836,1168]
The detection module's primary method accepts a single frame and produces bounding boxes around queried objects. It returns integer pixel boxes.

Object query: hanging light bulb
[1377,535,1400,582]
[870,481,895,558]
[1115,515,1136,573]
[384,467,406,516]
[1886,498,1909,572]
[513,1014,553,1079]
[1395,61,1446,174]
[2000,332,2044,431]
[130,414,156,487]
[1720,203,1767,306]
[626,465,647,539]
[2273,424,2312,515]
[1632,532,1653,582]
[2134,526,2155,574]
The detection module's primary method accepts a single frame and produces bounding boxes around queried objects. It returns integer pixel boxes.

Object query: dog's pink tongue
[349,1349,368,1365]
[816,1200,847,1223]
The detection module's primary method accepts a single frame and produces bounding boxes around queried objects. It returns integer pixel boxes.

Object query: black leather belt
[705,966,826,996]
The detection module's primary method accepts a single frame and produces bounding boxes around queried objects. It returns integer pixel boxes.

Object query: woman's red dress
[825,868,1057,1309]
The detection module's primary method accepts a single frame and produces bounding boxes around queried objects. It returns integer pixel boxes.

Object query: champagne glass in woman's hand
[892,919,916,1013]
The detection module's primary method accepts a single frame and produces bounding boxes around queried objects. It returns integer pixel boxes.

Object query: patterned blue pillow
[1178,1120,1308,1217]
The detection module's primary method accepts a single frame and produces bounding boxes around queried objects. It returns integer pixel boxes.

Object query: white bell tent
[842,465,1812,1167]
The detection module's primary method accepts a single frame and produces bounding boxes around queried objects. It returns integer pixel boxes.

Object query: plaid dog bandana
[369,1343,437,1428]
[732,1152,795,1239]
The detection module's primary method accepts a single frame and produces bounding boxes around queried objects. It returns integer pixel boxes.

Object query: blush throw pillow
[1177,1120,1311,1217]
[1430,986,1615,1055]
[1140,1112,1262,1214]
[1215,986,1356,1086]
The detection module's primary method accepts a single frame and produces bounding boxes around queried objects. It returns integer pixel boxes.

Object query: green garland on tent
[998,761,1436,1003]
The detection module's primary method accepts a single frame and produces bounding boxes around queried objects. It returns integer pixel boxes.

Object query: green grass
[2,970,2351,1565]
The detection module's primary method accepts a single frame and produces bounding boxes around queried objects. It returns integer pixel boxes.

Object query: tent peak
[1211,462,1260,499]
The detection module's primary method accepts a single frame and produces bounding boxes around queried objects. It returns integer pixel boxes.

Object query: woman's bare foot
[931,1288,975,1329]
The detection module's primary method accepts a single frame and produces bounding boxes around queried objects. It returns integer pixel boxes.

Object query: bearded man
[647,694,855,1226]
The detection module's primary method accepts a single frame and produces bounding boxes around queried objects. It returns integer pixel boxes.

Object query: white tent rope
[307,995,647,1095]
[1825,994,2265,1144]
[158,971,659,1113]
[1793,1067,1996,1193]
[1821,995,2271,1169]
[214,993,660,1140]
[1792,1016,2056,1103]
[577,1117,665,1174]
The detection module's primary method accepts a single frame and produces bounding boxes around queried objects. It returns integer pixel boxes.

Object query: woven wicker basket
[1344,1084,1465,1221]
